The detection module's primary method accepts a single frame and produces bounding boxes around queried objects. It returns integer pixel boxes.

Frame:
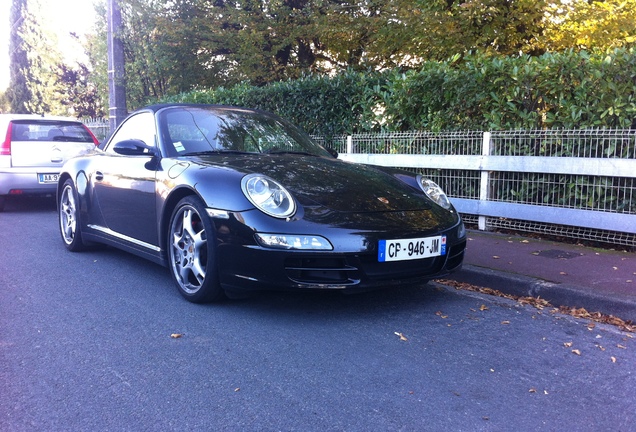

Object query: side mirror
[113,139,158,157]
[326,147,338,158]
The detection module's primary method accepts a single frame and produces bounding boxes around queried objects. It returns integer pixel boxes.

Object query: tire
[59,179,86,251]
[168,196,224,303]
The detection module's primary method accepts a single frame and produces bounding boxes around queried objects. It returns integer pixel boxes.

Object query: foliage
[0,91,9,113]
[163,70,386,137]
[6,0,99,116]
[544,0,636,51]
[165,49,636,136]
[6,0,31,113]
[56,63,105,118]
[91,0,563,109]
[18,0,66,115]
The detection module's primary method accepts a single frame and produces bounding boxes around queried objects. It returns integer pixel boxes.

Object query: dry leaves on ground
[436,279,635,332]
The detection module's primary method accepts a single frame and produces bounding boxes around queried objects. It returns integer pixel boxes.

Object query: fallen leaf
[597,345,606,351]
[611,357,617,363]
[434,279,635,332]
[501,321,510,325]
[572,349,581,355]
[587,322,596,330]
[563,342,573,347]
[521,240,529,243]
[559,272,567,275]
[492,256,500,259]
[480,304,489,311]
[394,332,408,341]
[529,388,537,393]
[544,390,549,395]
[170,333,183,339]
[234,388,240,392]
[617,344,627,349]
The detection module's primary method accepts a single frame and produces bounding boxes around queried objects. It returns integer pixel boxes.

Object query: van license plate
[378,235,446,262]
[38,173,59,184]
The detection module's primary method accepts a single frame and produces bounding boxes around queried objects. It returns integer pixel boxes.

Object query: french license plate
[38,173,59,184]
[378,235,446,262]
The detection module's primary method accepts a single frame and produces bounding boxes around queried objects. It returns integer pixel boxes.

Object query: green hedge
[162,48,636,136]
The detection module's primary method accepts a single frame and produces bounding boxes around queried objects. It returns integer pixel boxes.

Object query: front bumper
[213,212,466,293]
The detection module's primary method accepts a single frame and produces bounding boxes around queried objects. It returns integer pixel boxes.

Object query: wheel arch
[159,186,201,256]
[56,172,73,206]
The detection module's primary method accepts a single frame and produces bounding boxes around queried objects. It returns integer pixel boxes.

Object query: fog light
[255,233,333,250]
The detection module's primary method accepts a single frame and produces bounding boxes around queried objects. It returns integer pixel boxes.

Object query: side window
[105,112,156,154]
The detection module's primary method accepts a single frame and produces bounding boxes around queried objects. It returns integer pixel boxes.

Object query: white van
[0,114,99,211]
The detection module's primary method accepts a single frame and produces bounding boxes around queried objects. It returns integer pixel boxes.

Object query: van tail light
[82,125,100,146]
[1,122,12,155]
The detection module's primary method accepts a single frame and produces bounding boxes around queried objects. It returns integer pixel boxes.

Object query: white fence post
[478,132,492,231]
[346,136,353,154]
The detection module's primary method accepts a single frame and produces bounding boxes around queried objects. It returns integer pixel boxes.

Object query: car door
[92,112,160,247]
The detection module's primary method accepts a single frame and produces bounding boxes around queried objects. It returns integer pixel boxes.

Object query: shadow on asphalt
[2,195,57,213]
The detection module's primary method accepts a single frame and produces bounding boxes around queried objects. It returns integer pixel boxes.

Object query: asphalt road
[1,196,635,431]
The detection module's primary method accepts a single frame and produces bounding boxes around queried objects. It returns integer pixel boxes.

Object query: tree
[86,0,636,111]
[543,0,636,51]
[7,0,31,113]
[56,62,105,118]
[19,0,65,114]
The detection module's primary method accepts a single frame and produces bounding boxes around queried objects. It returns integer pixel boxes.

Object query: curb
[447,264,636,323]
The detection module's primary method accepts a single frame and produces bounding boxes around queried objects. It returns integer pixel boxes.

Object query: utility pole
[107,0,127,133]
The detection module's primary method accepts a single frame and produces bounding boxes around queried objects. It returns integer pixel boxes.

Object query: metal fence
[325,130,636,247]
[81,118,110,143]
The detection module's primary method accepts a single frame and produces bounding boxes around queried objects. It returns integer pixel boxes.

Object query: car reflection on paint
[57,104,466,303]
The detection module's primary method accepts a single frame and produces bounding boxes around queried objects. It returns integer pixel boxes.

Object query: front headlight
[416,175,452,210]
[241,174,296,218]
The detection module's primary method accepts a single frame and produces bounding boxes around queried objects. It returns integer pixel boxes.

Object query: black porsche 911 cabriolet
[58,104,466,302]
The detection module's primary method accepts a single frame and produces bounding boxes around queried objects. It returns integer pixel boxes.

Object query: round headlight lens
[241,174,296,218]
[416,176,452,210]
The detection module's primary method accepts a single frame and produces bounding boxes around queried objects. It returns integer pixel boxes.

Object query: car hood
[191,154,434,213]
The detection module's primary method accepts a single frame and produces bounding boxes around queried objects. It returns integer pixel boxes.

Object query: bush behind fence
[163,48,636,137]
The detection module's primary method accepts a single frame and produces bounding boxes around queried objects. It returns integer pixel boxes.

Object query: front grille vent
[284,257,361,286]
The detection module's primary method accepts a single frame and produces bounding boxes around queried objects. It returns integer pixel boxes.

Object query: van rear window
[11,120,94,143]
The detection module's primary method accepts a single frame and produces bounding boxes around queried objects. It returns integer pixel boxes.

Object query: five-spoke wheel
[168,196,224,303]
[59,179,85,251]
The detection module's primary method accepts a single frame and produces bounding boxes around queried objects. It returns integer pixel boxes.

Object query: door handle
[95,171,104,181]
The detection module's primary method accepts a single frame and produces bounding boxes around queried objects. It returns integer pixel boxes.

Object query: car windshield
[10,120,94,143]
[159,106,332,158]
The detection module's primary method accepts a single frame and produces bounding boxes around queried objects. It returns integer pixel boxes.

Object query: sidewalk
[447,230,636,322]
